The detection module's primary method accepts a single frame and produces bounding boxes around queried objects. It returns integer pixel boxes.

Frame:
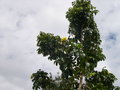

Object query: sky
[0,0,120,90]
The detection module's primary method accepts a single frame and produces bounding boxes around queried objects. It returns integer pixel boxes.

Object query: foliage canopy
[31,0,120,90]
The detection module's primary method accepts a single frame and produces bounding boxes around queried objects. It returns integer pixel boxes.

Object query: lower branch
[85,85,92,90]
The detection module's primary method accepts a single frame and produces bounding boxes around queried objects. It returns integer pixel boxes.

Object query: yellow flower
[61,37,67,41]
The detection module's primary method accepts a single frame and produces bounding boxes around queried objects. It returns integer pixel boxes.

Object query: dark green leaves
[31,69,55,90]
[37,32,61,60]
[66,0,99,40]
[86,69,117,90]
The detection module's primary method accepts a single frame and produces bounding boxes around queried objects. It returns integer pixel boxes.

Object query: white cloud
[92,0,120,86]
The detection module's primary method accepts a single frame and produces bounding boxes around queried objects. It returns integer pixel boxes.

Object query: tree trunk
[78,75,83,90]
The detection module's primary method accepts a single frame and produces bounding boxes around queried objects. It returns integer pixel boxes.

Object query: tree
[31,0,120,90]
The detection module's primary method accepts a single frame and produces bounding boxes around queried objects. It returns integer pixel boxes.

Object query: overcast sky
[0,0,120,90]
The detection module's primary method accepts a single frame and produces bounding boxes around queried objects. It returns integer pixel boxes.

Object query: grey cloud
[107,33,117,41]
[0,76,24,90]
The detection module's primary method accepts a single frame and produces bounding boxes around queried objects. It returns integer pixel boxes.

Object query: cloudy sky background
[0,0,120,90]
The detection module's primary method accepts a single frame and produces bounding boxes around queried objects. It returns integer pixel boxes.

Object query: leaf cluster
[86,69,118,90]
[31,69,55,90]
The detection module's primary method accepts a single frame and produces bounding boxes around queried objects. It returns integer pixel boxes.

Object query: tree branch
[78,74,83,90]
